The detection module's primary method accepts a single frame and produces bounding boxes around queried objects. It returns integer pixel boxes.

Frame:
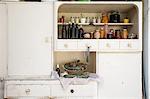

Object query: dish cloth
[50,71,101,90]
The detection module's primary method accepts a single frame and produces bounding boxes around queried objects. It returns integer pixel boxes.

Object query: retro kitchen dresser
[0,1,142,99]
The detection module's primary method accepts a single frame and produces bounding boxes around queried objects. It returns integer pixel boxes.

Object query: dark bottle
[75,24,79,39]
[110,11,114,23]
[58,25,62,39]
[67,24,71,39]
[62,25,67,39]
[113,11,120,23]
[56,64,60,77]
[78,25,84,39]
[71,23,76,39]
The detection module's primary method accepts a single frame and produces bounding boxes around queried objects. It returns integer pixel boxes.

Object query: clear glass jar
[94,30,100,39]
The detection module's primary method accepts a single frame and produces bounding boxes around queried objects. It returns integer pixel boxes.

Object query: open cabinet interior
[54,52,96,74]
[57,3,139,39]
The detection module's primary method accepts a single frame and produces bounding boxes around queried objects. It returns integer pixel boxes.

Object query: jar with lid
[94,30,100,39]
[92,17,96,23]
[102,12,109,23]
[86,17,90,23]
[97,17,101,23]
[115,30,121,39]
[70,17,75,23]
[75,17,80,23]
[123,17,129,23]
[122,28,128,39]
[107,29,114,39]
[100,27,105,39]
[113,11,120,23]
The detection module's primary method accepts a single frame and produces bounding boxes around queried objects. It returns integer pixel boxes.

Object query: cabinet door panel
[0,4,7,78]
[98,53,142,99]
[8,3,53,75]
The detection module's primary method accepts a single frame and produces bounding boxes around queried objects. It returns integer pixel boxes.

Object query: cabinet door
[98,53,142,99]
[0,4,7,78]
[8,3,53,76]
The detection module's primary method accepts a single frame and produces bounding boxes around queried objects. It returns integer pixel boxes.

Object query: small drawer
[6,85,50,97]
[78,40,98,51]
[56,40,77,50]
[51,82,97,97]
[67,84,97,97]
[120,40,139,50]
[99,40,119,50]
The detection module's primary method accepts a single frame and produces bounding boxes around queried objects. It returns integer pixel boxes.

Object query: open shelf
[58,23,134,26]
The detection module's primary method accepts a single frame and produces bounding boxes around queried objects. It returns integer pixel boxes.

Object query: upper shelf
[58,4,136,13]
[58,23,134,26]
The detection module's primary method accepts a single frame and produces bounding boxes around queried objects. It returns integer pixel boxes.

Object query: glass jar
[100,27,105,39]
[94,30,100,39]
[122,29,128,39]
[102,12,109,23]
[107,29,114,39]
[115,30,121,39]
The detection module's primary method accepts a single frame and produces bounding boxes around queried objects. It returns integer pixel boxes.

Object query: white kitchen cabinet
[0,3,7,78]
[8,2,53,76]
[54,2,142,52]
[97,53,142,99]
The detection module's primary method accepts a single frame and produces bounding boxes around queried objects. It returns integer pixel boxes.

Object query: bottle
[58,25,62,39]
[92,17,96,23]
[78,25,84,39]
[100,27,105,39]
[104,24,108,38]
[71,23,76,39]
[75,24,79,39]
[62,25,67,39]
[56,64,60,77]
[61,16,65,23]
[75,17,80,24]
[97,17,101,23]
[67,24,71,39]
[86,17,90,23]
[70,17,75,23]
[90,32,94,39]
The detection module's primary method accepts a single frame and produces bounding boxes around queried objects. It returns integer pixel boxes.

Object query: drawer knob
[25,89,30,94]
[127,43,132,48]
[70,89,74,93]
[106,43,110,48]
[64,44,68,48]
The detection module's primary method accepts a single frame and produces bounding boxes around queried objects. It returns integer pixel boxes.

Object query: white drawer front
[99,40,119,50]
[51,83,97,97]
[67,84,97,97]
[78,40,98,51]
[120,40,139,50]
[7,85,50,97]
[56,40,77,50]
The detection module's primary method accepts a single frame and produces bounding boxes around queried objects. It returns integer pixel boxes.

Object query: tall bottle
[62,25,67,39]
[56,64,60,77]
[75,24,79,39]
[78,25,84,39]
[71,23,76,39]
[67,24,71,39]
